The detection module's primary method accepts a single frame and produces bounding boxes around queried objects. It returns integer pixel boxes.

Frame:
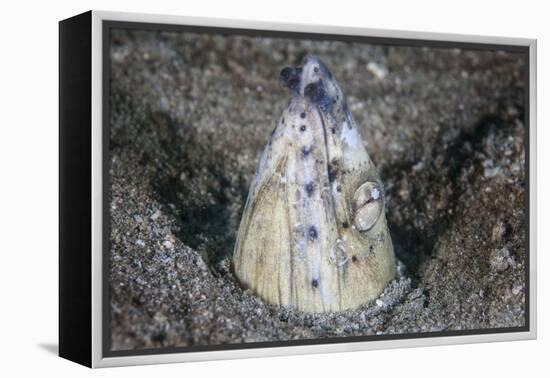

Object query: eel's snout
[280,54,341,111]
[279,54,328,94]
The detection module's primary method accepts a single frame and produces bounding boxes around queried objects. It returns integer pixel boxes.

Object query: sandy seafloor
[108,28,527,351]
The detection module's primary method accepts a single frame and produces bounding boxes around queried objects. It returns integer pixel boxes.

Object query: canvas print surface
[107,26,527,352]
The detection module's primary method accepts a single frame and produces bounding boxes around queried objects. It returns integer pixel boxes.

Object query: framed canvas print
[59,10,537,368]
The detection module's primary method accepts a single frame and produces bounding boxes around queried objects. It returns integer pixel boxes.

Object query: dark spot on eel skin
[336,185,342,192]
[305,182,315,196]
[331,127,336,134]
[308,225,318,240]
[300,125,306,132]
[342,221,349,228]
[369,245,374,253]
[300,112,306,119]
[352,255,358,263]
[328,159,340,182]
[312,279,319,288]
[301,145,312,157]
[282,117,285,124]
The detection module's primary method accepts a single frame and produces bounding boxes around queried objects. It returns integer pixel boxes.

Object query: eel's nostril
[279,66,293,80]
[279,66,302,92]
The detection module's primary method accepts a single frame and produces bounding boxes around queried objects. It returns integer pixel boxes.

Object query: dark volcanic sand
[108,29,527,350]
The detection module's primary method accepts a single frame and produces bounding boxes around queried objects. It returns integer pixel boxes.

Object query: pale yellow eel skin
[233,55,395,313]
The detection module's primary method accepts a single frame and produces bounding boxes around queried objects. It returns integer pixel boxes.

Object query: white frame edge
[90,10,537,368]
[91,10,104,369]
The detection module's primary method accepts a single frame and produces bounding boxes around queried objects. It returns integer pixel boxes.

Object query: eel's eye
[353,181,384,232]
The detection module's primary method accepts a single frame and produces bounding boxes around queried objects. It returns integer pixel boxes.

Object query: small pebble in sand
[412,160,424,172]
[490,247,514,272]
[151,209,161,221]
[492,220,506,242]
[366,61,388,80]
[512,285,523,295]
[483,159,502,178]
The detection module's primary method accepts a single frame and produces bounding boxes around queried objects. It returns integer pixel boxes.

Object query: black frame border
[101,19,531,359]
[59,11,93,367]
